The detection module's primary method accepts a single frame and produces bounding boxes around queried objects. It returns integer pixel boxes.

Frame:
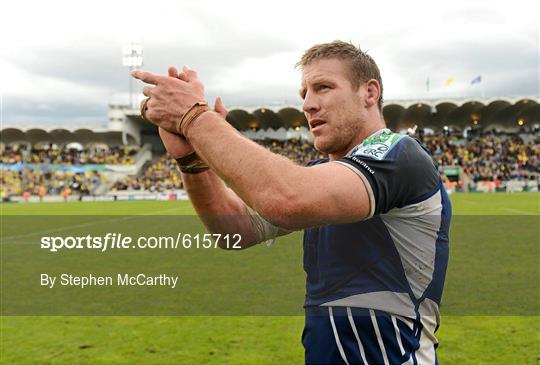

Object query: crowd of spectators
[1,169,103,198]
[2,132,538,197]
[421,133,539,183]
[258,139,326,165]
[111,155,182,192]
[1,143,139,165]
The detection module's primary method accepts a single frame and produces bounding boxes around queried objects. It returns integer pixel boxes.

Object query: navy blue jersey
[302,128,451,364]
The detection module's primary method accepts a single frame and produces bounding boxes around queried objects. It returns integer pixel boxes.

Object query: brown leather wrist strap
[176,101,211,136]
[175,152,209,174]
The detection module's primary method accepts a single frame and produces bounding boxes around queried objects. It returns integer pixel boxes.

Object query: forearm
[181,169,258,249]
[185,112,304,225]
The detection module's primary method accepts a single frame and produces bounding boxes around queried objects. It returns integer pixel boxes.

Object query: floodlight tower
[122,42,143,108]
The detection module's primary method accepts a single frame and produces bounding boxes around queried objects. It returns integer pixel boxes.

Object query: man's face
[300,58,368,157]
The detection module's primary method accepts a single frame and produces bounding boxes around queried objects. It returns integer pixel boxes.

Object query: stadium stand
[1,143,139,165]
[1,169,103,198]
[1,132,539,200]
[423,132,539,179]
[422,131,539,192]
[111,154,183,192]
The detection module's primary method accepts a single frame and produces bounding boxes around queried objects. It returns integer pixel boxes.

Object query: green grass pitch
[1,192,539,364]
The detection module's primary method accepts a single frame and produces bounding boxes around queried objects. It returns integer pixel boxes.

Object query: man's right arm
[181,168,261,249]
[159,121,287,249]
[155,89,266,249]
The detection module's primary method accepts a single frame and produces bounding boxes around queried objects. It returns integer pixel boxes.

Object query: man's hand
[159,92,228,158]
[132,65,205,134]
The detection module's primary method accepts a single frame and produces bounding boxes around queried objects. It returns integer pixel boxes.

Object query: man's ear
[365,79,381,108]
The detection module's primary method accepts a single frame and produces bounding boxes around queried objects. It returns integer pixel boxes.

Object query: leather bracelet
[175,152,209,174]
[176,101,211,136]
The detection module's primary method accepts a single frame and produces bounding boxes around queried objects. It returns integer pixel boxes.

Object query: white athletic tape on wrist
[246,206,291,246]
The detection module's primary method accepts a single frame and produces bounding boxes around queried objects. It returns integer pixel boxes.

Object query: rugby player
[133,40,451,365]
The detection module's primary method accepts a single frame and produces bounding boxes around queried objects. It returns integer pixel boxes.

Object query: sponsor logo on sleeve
[350,157,375,174]
[350,130,403,161]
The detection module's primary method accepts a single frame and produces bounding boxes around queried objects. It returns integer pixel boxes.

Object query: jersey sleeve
[335,135,440,217]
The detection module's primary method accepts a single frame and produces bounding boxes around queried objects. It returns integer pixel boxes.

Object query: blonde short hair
[296,40,384,110]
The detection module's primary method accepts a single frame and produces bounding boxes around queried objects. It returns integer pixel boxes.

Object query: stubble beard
[313,118,363,157]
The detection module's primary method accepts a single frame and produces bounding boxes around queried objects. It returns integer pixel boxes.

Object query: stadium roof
[2,96,538,147]
[223,96,539,132]
[121,95,539,132]
[0,128,138,147]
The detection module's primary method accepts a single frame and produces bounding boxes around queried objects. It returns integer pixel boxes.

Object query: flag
[471,75,482,85]
[444,76,455,86]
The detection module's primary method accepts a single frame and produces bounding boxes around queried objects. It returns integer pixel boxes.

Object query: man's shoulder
[348,130,425,162]
[338,130,440,216]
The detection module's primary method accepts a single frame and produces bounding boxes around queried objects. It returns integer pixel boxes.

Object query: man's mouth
[309,119,326,131]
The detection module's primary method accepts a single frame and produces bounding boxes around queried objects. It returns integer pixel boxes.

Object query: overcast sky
[1,0,538,127]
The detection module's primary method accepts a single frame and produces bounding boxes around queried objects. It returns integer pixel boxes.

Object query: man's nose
[302,92,320,114]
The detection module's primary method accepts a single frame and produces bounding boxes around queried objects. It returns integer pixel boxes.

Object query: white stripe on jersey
[329,307,350,365]
[369,309,390,365]
[347,307,370,365]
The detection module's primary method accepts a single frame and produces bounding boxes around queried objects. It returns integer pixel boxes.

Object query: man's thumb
[214,96,228,118]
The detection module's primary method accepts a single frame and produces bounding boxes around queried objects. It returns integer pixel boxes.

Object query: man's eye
[318,85,330,91]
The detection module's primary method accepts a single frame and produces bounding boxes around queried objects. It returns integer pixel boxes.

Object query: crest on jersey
[350,129,403,160]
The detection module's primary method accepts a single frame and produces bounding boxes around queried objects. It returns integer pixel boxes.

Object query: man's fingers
[177,72,189,82]
[182,65,198,80]
[140,98,154,125]
[142,86,153,97]
[168,66,179,78]
[131,69,162,85]
[168,66,190,82]
[214,96,228,118]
